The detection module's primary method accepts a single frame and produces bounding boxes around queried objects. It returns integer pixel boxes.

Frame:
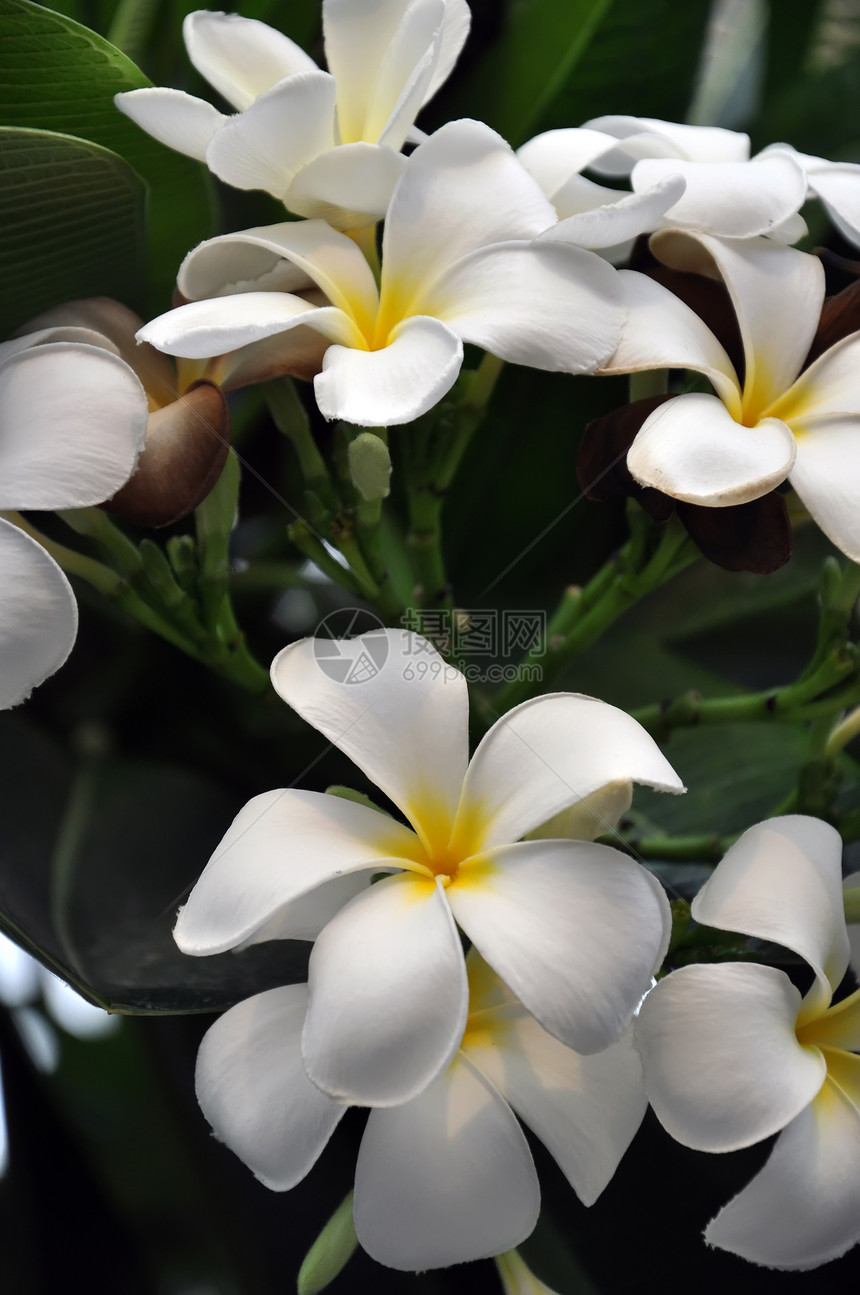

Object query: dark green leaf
[0,125,146,335]
[0,0,215,313]
[0,715,307,1014]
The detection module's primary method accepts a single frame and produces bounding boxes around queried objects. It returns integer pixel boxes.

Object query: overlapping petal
[0,342,147,509]
[598,270,740,412]
[517,127,623,199]
[690,816,848,1012]
[0,521,78,710]
[448,840,670,1053]
[353,1054,539,1270]
[183,10,317,110]
[466,1009,647,1205]
[114,88,227,161]
[270,630,469,852]
[632,152,807,239]
[204,72,337,197]
[302,872,468,1105]
[173,788,419,955]
[546,176,686,249]
[195,985,344,1191]
[584,115,750,172]
[626,392,797,505]
[787,416,860,562]
[704,1073,860,1268]
[379,118,558,312]
[137,293,360,361]
[284,142,407,225]
[635,962,826,1152]
[422,240,621,373]
[453,692,683,849]
[315,315,463,425]
[651,231,824,417]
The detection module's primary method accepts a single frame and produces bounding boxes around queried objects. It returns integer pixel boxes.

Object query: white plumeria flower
[636,814,860,1270]
[518,115,807,256]
[141,119,624,427]
[195,950,649,1270]
[0,327,147,708]
[115,2,470,229]
[600,229,860,561]
[138,119,624,427]
[175,627,682,1108]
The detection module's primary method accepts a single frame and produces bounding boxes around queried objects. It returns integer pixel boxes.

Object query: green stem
[494,515,697,713]
[59,506,143,578]
[266,379,340,515]
[609,832,730,862]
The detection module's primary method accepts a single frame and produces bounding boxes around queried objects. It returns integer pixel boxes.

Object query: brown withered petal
[579,394,675,522]
[103,381,230,527]
[215,324,331,391]
[677,492,792,574]
[16,297,178,409]
[805,274,860,367]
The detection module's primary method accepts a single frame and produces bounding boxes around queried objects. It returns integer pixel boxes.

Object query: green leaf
[634,723,809,837]
[0,125,146,336]
[0,715,307,1014]
[0,0,214,313]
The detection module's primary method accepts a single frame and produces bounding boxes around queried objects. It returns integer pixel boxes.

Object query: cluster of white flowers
[5,0,860,1281]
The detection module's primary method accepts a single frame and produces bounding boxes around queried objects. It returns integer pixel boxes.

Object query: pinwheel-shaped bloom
[0,325,147,708]
[116,2,470,229]
[139,119,623,427]
[195,951,649,1270]
[176,628,682,1107]
[518,115,807,255]
[636,815,860,1270]
[601,230,860,561]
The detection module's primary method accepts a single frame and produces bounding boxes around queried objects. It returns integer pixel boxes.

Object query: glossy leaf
[0,126,146,336]
[0,0,214,312]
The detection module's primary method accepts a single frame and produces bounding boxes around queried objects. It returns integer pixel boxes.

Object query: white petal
[526,779,633,842]
[691,816,848,1011]
[448,840,670,1053]
[302,872,467,1105]
[195,985,344,1191]
[173,788,419,955]
[421,240,621,374]
[315,314,463,424]
[423,0,470,102]
[767,143,860,244]
[786,417,860,562]
[176,220,379,325]
[517,128,622,201]
[626,392,796,506]
[365,2,441,146]
[270,628,469,851]
[286,143,406,225]
[0,521,77,709]
[635,962,825,1152]
[354,1054,539,1270]
[205,73,337,199]
[454,692,683,849]
[0,343,146,509]
[466,1012,647,1206]
[634,153,807,239]
[184,10,317,111]
[650,231,824,417]
[381,118,559,311]
[548,175,686,248]
[598,270,740,412]
[231,872,373,949]
[585,116,750,173]
[114,88,226,161]
[138,294,358,361]
[705,1070,860,1269]
[771,332,860,423]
